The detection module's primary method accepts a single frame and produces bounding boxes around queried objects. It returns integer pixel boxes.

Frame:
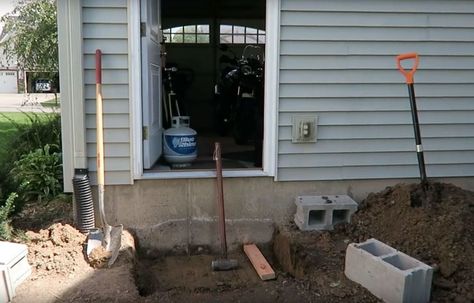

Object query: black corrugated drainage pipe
[72,168,95,233]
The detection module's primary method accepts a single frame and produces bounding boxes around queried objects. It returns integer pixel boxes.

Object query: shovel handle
[96,50,102,84]
[396,52,419,84]
[95,50,105,186]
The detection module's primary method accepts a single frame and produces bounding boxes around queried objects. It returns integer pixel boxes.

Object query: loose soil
[274,181,474,303]
[11,181,474,302]
[343,182,474,302]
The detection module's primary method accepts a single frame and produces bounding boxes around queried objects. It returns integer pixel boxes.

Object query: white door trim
[129,0,143,180]
[263,0,280,178]
[129,0,279,180]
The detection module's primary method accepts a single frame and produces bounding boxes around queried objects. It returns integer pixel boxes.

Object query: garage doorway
[141,0,266,173]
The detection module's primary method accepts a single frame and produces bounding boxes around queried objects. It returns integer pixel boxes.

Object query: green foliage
[1,112,61,166]
[10,144,63,203]
[0,112,61,202]
[0,0,57,73]
[0,192,17,240]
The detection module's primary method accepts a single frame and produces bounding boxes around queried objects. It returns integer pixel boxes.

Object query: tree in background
[0,0,57,93]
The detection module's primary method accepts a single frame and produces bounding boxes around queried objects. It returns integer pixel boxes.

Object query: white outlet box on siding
[292,115,318,143]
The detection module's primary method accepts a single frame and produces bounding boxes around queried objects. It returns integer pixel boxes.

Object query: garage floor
[147,132,260,171]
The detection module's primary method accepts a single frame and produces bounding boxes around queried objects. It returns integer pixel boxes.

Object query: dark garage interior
[150,0,266,171]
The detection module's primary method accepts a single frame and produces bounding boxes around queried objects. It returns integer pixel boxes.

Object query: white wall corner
[57,0,86,192]
[264,0,281,181]
[128,0,143,181]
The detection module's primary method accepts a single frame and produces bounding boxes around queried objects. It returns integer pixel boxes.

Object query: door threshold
[139,169,267,180]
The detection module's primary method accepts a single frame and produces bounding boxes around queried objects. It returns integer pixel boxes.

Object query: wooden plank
[243,244,276,281]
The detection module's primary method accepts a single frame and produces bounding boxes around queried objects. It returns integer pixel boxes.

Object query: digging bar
[396,53,427,183]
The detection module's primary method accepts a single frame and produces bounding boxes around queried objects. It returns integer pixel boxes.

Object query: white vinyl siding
[82,0,132,184]
[278,0,474,181]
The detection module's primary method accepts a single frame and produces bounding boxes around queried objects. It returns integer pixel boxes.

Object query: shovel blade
[86,225,123,267]
[107,225,123,267]
[86,228,103,257]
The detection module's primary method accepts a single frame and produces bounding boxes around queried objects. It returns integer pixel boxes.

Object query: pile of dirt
[25,223,90,279]
[341,182,474,302]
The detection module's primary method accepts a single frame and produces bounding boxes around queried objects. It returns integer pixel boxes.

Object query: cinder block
[294,195,357,230]
[0,242,31,302]
[345,238,433,303]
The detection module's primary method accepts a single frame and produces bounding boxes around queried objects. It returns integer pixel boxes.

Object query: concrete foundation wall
[99,177,474,253]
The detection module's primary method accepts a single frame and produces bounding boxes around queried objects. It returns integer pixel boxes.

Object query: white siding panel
[85,114,130,129]
[280,41,474,56]
[83,39,128,54]
[86,129,130,143]
[280,70,474,84]
[280,84,474,98]
[281,27,474,42]
[84,69,129,85]
[281,12,474,28]
[279,98,474,112]
[87,143,130,157]
[279,124,474,140]
[87,158,130,171]
[278,164,474,181]
[278,0,474,181]
[84,54,129,69]
[83,24,128,39]
[83,8,127,24]
[82,0,127,8]
[281,0,474,14]
[279,111,474,126]
[278,138,474,154]
[279,151,474,168]
[85,99,130,114]
[81,1,131,185]
[280,55,474,70]
[84,84,129,99]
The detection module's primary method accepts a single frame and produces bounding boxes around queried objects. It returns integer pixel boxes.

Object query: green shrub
[10,144,63,203]
[2,112,61,162]
[0,192,17,240]
[0,112,61,201]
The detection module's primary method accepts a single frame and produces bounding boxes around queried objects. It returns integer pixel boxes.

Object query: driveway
[0,93,59,112]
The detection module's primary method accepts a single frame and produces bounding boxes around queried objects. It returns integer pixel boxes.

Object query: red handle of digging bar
[396,52,419,84]
[95,49,102,84]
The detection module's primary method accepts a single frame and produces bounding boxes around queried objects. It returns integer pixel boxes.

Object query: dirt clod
[88,246,112,268]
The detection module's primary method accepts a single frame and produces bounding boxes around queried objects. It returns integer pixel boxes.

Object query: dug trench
[132,181,474,302]
[131,242,332,303]
[131,229,375,302]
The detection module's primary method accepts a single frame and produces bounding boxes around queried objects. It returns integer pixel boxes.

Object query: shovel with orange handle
[396,52,427,183]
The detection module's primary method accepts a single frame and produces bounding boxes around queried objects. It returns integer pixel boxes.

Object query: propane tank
[163,116,197,167]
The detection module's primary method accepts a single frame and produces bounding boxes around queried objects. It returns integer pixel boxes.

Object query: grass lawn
[0,112,48,162]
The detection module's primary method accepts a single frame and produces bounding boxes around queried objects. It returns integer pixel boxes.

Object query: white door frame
[129,0,280,180]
